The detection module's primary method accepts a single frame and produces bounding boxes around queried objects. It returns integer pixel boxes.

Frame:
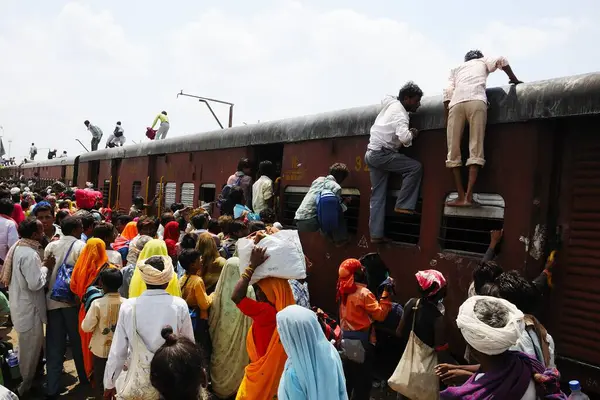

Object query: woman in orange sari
[69,238,111,379]
[231,247,295,400]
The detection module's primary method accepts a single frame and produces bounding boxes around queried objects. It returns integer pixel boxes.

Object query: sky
[0,0,598,161]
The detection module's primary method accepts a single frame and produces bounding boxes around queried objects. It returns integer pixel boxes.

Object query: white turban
[456,295,524,356]
[137,255,174,286]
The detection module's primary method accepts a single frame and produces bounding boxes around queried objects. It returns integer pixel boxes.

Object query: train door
[88,161,100,189]
[252,144,284,216]
[110,158,122,209]
[551,125,600,389]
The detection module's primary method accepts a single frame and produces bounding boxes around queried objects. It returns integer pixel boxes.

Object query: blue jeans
[46,307,88,396]
[365,148,422,239]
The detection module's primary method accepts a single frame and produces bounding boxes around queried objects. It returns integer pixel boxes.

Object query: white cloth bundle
[456,295,524,356]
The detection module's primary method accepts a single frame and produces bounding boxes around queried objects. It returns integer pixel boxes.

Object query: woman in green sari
[208,257,254,398]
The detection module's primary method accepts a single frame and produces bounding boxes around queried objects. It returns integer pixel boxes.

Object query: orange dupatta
[69,238,109,379]
[236,278,295,400]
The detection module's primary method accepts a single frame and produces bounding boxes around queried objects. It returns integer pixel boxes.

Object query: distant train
[4,72,600,392]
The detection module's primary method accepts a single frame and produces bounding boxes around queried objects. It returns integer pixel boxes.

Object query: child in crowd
[219,220,249,259]
[81,268,125,393]
[178,249,213,368]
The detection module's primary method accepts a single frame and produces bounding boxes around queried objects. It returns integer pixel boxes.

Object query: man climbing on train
[444,50,522,207]
[365,81,423,244]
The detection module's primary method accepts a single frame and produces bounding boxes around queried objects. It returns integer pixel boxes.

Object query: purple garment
[440,351,566,400]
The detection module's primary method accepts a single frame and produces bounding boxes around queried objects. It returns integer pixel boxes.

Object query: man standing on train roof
[444,50,522,207]
[106,121,126,148]
[29,143,37,160]
[84,120,103,151]
[151,110,170,140]
[365,81,423,244]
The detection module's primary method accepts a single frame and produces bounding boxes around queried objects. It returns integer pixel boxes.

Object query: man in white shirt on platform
[103,255,193,399]
[365,82,424,244]
[7,218,53,396]
[443,50,522,207]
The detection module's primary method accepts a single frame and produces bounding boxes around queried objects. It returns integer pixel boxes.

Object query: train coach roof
[80,72,600,162]
[18,157,77,169]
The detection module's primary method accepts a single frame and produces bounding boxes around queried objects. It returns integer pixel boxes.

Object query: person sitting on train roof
[227,157,254,210]
[252,160,275,215]
[365,82,424,244]
[106,121,126,148]
[443,50,522,207]
[294,163,350,246]
[84,120,104,152]
[47,149,57,159]
[151,110,170,140]
[59,150,68,158]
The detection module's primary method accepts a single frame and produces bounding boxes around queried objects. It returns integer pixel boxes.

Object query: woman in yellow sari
[231,247,295,400]
[128,239,181,298]
[69,238,111,379]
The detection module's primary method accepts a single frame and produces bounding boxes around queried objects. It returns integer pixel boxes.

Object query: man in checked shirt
[84,120,104,151]
[443,50,522,207]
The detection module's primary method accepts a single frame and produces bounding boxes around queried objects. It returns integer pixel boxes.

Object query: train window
[132,181,142,202]
[384,192,422,245]
[439,193,505,254]
[181,183,195,208]
[282,186,360,232]
[164,182,177,209]
[199,184,216,205]
[102,180,110,208]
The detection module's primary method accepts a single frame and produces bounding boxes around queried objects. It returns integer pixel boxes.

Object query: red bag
[146,127,156,140]
[75,189,101,210]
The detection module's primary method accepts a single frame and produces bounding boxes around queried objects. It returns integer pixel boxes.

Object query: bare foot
[446,198,470,207]
[394,208,418,215]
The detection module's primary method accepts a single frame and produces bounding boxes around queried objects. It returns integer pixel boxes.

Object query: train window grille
[102,180,110,208]
[199,184,216,205]
[164,182,177,209]
[181,183,195,208]
[384,191,422,244]
[132,181,142,202]
[282,186,360,234]
[439,193,505,254]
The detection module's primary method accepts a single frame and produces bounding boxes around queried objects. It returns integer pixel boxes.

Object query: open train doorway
[252,143,284,218]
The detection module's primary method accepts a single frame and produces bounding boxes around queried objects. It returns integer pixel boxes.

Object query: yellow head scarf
[128,239,181,298]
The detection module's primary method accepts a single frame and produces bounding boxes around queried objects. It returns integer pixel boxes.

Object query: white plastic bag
[237,230,307,284]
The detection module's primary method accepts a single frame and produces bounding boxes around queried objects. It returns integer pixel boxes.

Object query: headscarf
[208,258,255,399]
[336,258,363,305]
[236,278,295,400]
[69,238,110,379]
[128,239,181,298]
[137,255,174,286]
[163,221,180,257]
[457,295,524,356]
[277,305,348,400]
[126,235,152,266]
[113,221,138,252]
[415,269,447,297]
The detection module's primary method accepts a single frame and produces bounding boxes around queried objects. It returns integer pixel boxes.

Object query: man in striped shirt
[84,120,103,151]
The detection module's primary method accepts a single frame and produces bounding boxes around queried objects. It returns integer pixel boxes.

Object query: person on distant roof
[59,150,68,158]
[29,143,37,160]
[151,111,170,140]
[443,50,522,207]
[84,120,103,151]
[47,149,57,159]
[106,121,126,148]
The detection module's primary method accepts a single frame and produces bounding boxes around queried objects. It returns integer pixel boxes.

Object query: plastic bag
[237,230,306,284]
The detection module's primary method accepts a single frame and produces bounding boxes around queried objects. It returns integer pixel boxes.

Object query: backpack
[312,307,342,349]
[217,176,242,213]
[81,263,109,312]
[316,189,340,233]
[114,127,124,138]
[50,241,77,303]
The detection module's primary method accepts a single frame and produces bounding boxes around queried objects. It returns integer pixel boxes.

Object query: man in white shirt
[44,217,88,397]
[84,120,103,151]
[443,50,522,207]
[103,255,193,398]
[29,143,37,160]
[252,160,274,214]
[0,198,18,262]
[8,218,53,396]
[365,82,424,243]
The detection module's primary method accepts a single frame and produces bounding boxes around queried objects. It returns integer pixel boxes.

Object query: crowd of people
[0,50,580,400]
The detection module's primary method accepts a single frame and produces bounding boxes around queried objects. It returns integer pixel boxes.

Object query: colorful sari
[236,278,295,400]
[69,238,110,379]
[209,258,255,399]
[128,239,181,298]
[112,221,138,252]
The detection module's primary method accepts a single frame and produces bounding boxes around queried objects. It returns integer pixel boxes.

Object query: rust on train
[5,72,600,392]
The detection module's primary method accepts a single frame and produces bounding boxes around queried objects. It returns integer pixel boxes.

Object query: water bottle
[568,380,590,400]
[6,350,20,380]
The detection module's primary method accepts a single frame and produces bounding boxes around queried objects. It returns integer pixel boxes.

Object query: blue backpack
[316,189,340,233]
[217,176,242,214]
[50,241,77,303]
